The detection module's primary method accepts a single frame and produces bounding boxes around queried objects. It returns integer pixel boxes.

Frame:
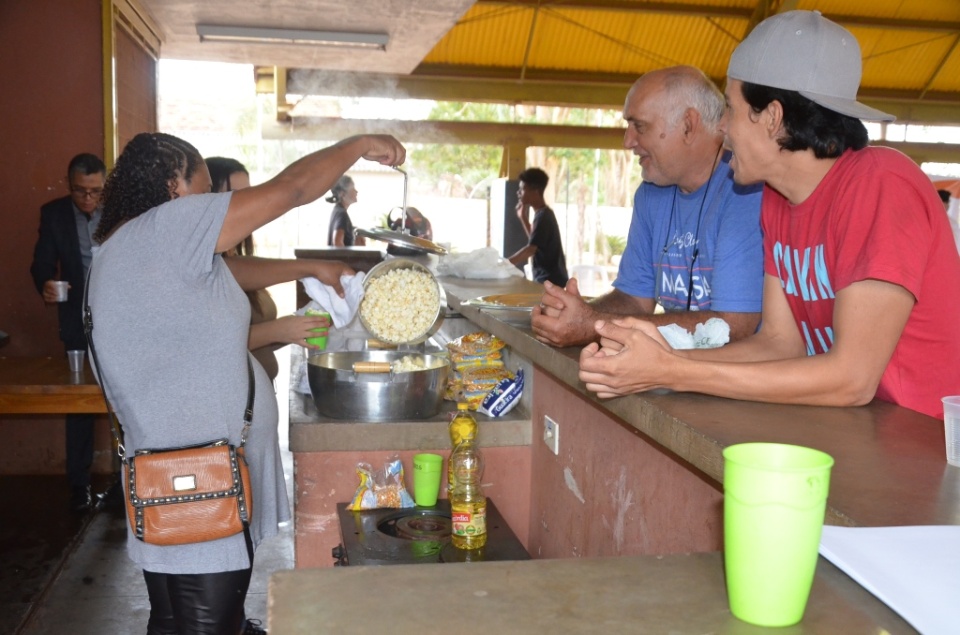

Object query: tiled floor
[5,350,297,635]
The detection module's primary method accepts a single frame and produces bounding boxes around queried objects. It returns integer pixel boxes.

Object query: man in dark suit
[30,153,106,512]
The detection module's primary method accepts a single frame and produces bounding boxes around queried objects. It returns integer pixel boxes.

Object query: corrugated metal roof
[139,0,960,123]
[415,0,960,121]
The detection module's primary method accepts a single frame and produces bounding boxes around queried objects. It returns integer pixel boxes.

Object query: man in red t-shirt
[577,10,960,419]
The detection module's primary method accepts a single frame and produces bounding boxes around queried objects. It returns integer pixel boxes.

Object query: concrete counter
[288,272,958,565]
[289,359,532,452]
[269,551,916,634]
[438,275,960,530]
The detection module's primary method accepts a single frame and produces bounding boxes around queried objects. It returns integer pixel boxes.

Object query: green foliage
[406,101,634,206]
[407,143,501,196]
[426,101,517,123]
[605,234,627,256]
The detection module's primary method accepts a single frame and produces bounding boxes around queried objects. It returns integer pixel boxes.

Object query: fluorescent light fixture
[196,25,388,50]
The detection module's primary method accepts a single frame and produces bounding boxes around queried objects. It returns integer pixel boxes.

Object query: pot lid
[354,227,448,256]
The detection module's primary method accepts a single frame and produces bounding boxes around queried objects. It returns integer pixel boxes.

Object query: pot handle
[353,361,392,374]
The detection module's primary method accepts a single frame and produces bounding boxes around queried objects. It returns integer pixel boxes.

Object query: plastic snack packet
[447,331,506,357]
[347,455,415,510]
[478,368,524,417]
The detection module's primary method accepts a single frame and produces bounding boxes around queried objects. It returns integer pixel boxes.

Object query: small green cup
[412,453,443,507]
[304,310,331,349]
[305,330,328,349]
[723,443,834,627]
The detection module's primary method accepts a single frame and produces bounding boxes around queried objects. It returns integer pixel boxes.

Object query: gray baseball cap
[727,10,895,122]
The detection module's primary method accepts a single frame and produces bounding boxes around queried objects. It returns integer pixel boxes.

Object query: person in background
[206,156,329,383]
[326,174,365,247]
[507,167,569,287]
[30,153,107,513]
[938,188,951,212]
[938,188,960,254]
[579,11,960,420]
[89,132,404,634]
[390,205,433,241]
[532,66,763,348]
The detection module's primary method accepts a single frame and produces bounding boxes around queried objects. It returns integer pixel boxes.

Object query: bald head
[626,66,725,135]
[622,65,726,191]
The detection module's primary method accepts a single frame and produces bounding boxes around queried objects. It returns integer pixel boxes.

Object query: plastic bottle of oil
[450,439,486,550]
[447,402,477,493]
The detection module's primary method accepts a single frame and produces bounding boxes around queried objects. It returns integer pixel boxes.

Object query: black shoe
[69,485,92,513]
[242,618,267,634]
[96,480,125,511]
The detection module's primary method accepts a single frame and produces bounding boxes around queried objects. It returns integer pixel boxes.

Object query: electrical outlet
[543,415,560,455]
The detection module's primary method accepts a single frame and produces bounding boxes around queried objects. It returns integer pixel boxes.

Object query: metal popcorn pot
[307,351,450,421]
[358,259,445,346]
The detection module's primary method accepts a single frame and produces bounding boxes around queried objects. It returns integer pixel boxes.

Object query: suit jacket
[30,196,88,350]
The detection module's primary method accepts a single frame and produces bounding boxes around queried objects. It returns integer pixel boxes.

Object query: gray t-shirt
[88,192,290,574]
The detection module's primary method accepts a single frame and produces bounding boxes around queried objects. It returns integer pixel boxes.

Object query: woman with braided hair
[89,132,404,634]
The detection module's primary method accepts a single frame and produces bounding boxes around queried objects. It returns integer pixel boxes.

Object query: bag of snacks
[449,351,504,370]
[445,331,514,407]
[347,456,415,510]
[448,332,505,359]
[478,368,524,417]
[449,365,515,410]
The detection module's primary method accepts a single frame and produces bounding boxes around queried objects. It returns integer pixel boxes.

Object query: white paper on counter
[819,525,960,635]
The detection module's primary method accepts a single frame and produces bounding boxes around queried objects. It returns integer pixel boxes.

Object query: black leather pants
[142,531,254,635]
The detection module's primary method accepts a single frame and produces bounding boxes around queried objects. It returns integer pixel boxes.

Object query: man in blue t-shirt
[533,66,763,347]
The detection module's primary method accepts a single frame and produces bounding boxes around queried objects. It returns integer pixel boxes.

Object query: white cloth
[435,248,524,279]
[299,273,366,328]
[658,317,730,349]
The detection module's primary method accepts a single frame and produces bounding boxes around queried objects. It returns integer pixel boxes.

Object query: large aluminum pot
[307,351,450,421]
[359,259,444,346]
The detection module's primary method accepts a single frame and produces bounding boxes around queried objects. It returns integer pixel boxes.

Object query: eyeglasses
[70,187,103,199]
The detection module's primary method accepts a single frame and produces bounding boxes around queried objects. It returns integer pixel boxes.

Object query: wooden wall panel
[115,22,158,152]
[0,0,110,475]
[0,0,158,475]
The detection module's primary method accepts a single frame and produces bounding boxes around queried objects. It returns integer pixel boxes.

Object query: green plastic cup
[305,330,328,349]
[304,310,331,349]
[412,453,443,507]
[723,443,834,627]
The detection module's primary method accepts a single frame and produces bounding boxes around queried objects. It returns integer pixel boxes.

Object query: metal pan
[354,227,447,255]
[307,351,450,421]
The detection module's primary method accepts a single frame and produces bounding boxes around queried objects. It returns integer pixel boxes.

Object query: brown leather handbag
[125,431,253,546]
[84,275,256,546]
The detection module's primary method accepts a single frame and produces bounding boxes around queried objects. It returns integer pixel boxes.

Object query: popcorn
[360,268,439,344]
[391,355,445,373]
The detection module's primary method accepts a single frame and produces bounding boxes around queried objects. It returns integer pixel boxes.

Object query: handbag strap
[83,265,256,460]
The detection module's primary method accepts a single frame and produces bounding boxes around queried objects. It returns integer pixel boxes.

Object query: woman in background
[89,132,404,634]
[392,206,433,241]
[206,157,327,383]
[326,174,365,246]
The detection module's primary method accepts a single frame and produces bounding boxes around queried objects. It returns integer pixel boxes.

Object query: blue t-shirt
[614,153,763,312]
